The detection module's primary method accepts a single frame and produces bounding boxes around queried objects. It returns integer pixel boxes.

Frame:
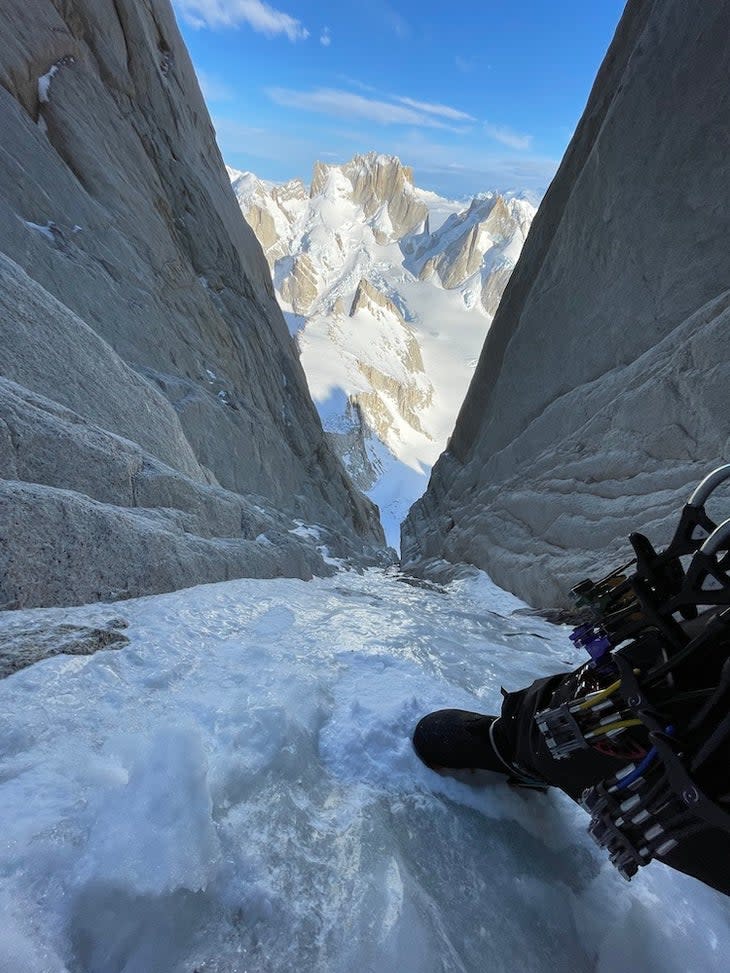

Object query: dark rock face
[0,0,385,609]
[0,616,129,679]
[402,0,730,607]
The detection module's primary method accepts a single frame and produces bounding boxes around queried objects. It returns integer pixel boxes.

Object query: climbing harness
[536,464,730,880]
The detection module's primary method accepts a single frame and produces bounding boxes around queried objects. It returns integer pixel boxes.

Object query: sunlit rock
[402,0,730,606]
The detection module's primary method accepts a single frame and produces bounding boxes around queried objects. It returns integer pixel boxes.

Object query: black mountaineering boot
[413,710,549,790]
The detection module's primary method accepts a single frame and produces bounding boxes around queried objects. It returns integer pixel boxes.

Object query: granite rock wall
[402,0,730,607]
[0,0,384,609]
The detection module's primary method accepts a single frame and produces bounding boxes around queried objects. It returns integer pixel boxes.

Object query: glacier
[1,568,728,972]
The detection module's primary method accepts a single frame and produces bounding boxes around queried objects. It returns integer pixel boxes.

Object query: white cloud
[174,0,308,40]
[483,122,533,150]
[394,96,475,123]
[320,27,331,47]
[336,75,378,94]
[265,87,467,130]
[195,67,235,102]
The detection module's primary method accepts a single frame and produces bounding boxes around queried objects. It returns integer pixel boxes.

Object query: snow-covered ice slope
[1,570,728,972]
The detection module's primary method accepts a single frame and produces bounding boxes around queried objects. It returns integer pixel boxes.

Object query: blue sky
[172,0,627,198]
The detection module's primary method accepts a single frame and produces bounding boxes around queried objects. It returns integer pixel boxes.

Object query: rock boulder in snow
[0,615,129,678]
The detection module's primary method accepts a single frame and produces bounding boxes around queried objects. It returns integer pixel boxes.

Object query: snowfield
[1,569,728,972]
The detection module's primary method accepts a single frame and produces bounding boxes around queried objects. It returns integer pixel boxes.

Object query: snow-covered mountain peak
[404,191,533,314]
[230,155,538,544]
[311,151,415,197]
[310,153,428,243]
[226,165,264,199]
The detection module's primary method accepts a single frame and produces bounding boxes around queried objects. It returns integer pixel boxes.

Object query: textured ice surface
[0,570,728,972]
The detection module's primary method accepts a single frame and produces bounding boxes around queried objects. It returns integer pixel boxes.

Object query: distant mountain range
[229,153,537,547]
